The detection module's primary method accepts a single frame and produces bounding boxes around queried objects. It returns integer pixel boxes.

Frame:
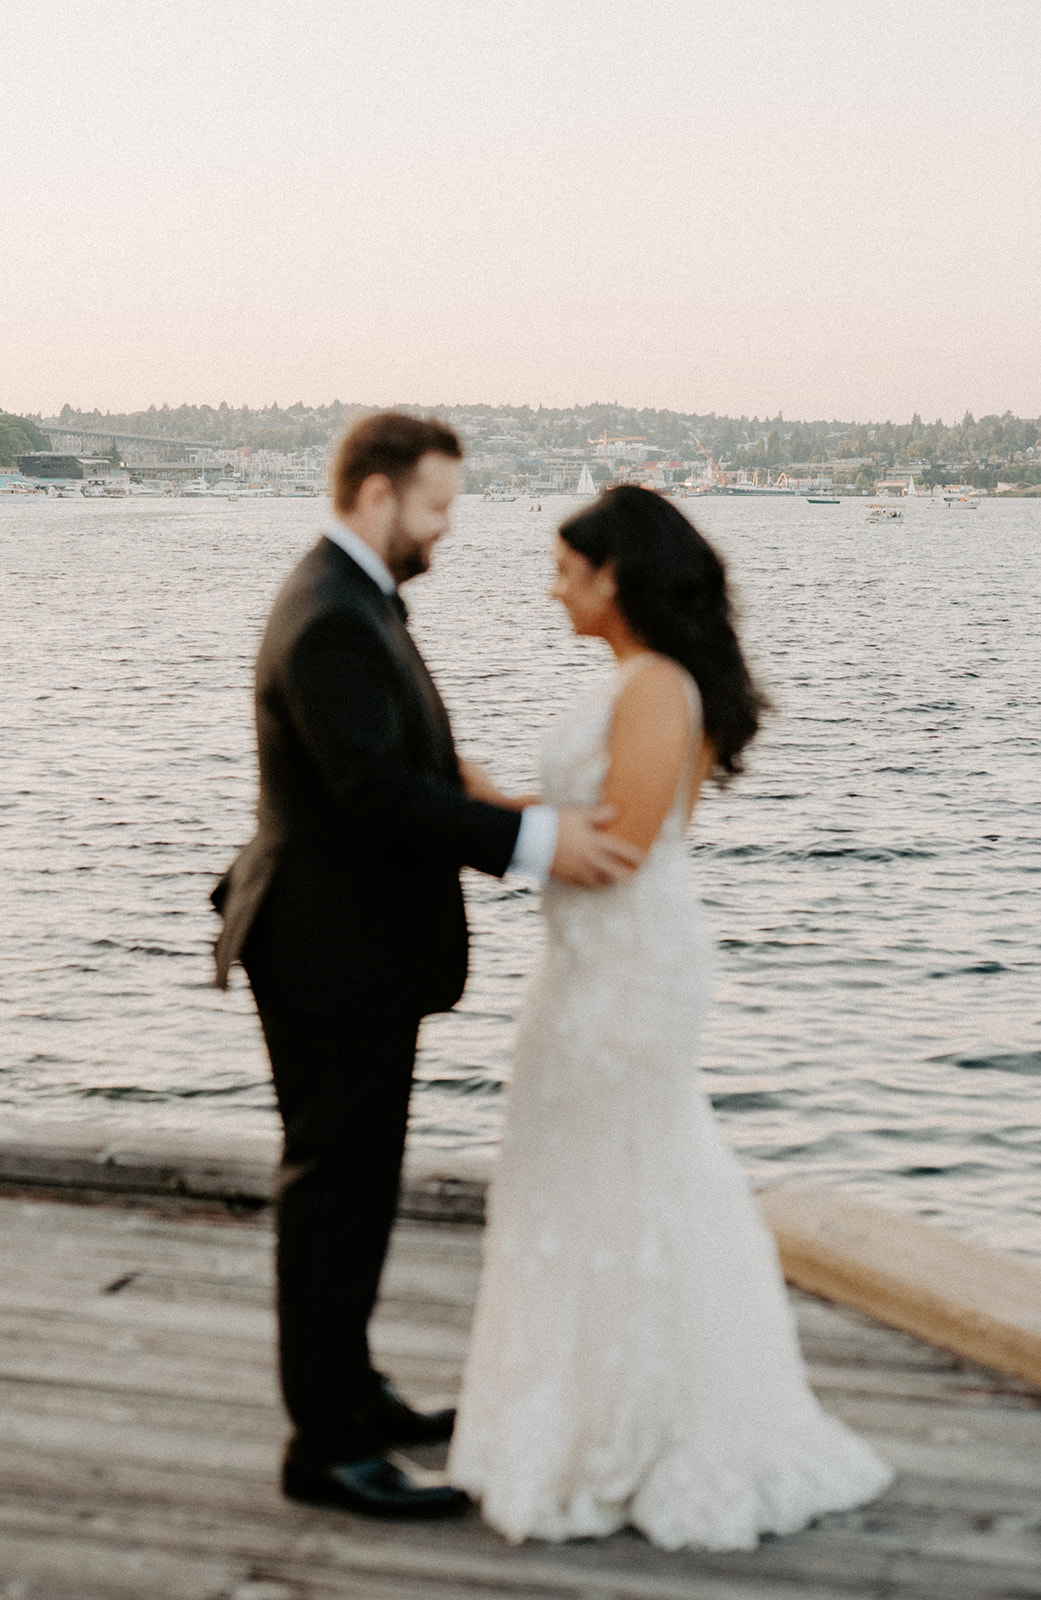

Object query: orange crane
[691,435,726,488]
[588,431,645,459]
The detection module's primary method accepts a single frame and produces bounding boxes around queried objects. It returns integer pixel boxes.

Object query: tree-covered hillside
[46,400,361,457]
[0,411,50,468]
[30,400,1041,488]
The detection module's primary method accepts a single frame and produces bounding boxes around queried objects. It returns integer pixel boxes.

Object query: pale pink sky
[3,0,1039,423]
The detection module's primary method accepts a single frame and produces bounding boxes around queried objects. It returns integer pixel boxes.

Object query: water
[2,494,1039,1255]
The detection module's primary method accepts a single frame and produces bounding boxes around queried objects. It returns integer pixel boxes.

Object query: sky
[3,0,1040,423]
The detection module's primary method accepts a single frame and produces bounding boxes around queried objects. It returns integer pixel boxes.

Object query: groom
[212,412,638,1518]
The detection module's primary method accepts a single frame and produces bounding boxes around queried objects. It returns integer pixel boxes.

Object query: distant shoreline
[5,401,1040,497]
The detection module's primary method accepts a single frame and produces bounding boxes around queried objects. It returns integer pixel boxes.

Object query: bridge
[41,423,222,464]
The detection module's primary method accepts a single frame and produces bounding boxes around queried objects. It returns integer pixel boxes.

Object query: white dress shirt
[323,517,557,883]
[323,515,397,594]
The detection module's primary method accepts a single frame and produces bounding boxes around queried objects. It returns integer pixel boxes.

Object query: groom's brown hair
[331,412,463,512]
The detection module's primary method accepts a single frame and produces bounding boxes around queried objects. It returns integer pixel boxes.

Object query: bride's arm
[459,758,538,812]
[601,658,710,851]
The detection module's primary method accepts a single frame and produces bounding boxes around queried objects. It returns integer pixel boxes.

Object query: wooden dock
[2,1161,1041,1599]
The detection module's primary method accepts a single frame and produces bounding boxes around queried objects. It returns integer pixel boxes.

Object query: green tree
[0,411,51,469]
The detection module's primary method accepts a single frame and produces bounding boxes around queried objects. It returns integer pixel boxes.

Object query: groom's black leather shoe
[282,1451,468,1519]
[371,1376,456,1446]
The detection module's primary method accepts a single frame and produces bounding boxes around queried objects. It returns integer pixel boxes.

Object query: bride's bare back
[602,651,713,851]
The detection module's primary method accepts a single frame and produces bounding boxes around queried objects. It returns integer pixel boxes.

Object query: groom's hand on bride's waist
[551,806,644,887]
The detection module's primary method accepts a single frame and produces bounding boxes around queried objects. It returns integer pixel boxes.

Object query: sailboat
[576,464,597,495]
[806,467,839,504]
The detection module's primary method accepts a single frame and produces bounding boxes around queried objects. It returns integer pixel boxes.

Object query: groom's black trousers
[251,992,420,1461]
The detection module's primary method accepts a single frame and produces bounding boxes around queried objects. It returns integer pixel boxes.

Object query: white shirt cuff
[508,805,558,884]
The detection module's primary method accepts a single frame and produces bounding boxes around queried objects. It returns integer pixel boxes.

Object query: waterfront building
[17,452,111,480]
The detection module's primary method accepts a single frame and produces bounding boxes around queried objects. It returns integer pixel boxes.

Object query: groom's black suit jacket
[213,535,521,1017]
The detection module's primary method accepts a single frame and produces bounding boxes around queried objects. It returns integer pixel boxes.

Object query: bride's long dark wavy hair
[558,486,768,779]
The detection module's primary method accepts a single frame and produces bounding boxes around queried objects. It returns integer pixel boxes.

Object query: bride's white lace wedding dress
[448,658,892,1551]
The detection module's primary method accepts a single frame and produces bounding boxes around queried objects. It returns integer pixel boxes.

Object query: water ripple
[2,494,1040,1257]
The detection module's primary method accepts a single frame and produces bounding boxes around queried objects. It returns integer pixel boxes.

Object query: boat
[483,486,516,502]
[82,474,158,497]
[807,471,840,504]
[724,471,797,496]
[210,478,273,499]
[575,465,597,495]
[867,502,904,523]
[725,484,797,495]
[82,481,130,497]
[182,476,272,499]
[943,487,980,508]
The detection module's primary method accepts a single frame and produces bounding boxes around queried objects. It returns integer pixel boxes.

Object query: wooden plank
[0,1330,454,1412]
[0,1119,491,1222]
[0,1196,476,1268]
[8,1480,1041,1600]
[0,1530,240,1600]
[0,1519,886,1600]
[0,1443,287,1518]
[0,1311,459,1385]
[2,1201,1033,1407]
[845,1429,1041,1493]
[0,1306,464,1384]
[7,1194,1041,1597]
[8,1122,1041,1411]
[0,1201,1012,1392]
[0,1371,281,1439]
[6,1444,1041,1600]
[0,1492,961,1600]
[762,1185,1041,1391]
[0,1278,275,1337]
[0,1382,1032,1591]
[819,1391,1041,1459]
[0,1305,274,1375]
[4,1357,1039,1524]
[0,1403,276,1477]
[0,1206,480,1322]
[803,1360,1041,1408]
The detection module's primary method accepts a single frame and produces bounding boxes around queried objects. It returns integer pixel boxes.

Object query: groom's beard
[385,515,434,585]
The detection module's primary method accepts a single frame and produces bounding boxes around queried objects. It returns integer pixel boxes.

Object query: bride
[448,486,892,1551]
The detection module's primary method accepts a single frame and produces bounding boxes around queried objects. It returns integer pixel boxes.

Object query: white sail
[576,464,596,495]
[906,474,917,497]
